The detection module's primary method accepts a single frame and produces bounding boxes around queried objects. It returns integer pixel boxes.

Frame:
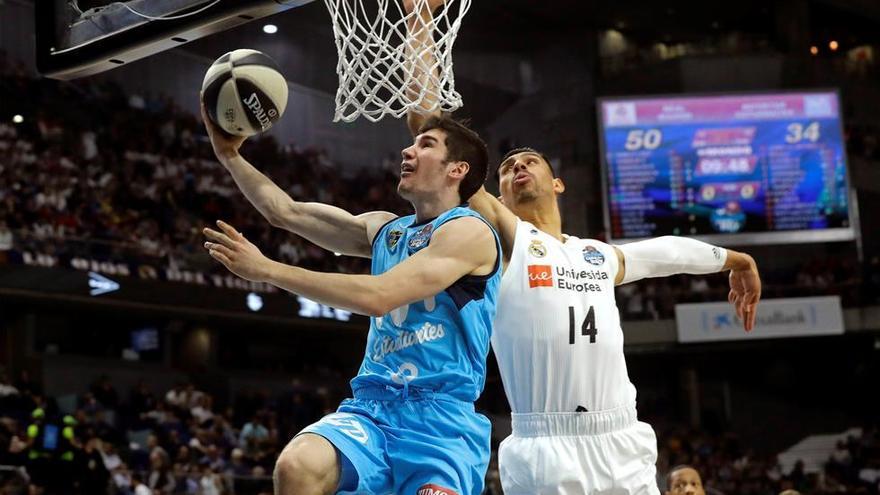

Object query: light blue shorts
[300,386,491,495]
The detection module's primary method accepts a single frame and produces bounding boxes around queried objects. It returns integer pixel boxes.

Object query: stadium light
[810,46,819,56]
[263,24,278,34]
[246,292,264,312]
[12,114,23,124]
[829,40,839,51]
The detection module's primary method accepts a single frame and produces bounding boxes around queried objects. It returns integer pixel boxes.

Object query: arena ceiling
[250,0,880,52]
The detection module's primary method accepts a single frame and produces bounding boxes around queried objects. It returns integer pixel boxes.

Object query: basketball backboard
[36,0,314,80]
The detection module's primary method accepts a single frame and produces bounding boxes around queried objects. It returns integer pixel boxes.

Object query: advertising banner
[675,296,844,343]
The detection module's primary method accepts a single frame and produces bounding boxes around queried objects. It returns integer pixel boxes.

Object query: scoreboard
[598,91,854,245]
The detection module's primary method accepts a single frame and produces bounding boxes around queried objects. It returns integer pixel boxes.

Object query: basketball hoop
[323,0,471,122]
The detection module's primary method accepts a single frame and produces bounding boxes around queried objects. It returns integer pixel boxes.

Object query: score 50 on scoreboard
[598,91,854,245]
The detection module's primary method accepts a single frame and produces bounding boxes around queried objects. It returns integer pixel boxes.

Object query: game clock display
[598,91,854,244]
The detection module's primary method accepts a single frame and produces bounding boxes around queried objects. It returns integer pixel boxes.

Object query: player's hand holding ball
[200,49,288,158]
[200,98,247,160]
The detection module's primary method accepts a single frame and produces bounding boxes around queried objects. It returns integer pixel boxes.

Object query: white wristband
[617,236,727,284]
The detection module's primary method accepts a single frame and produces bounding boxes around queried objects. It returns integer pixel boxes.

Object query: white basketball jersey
[492,220,637,414]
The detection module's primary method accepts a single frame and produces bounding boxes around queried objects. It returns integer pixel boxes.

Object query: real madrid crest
[582,245,605,266]
[386,229,403,250]
[408,223,434,250]
[528,240,547,258]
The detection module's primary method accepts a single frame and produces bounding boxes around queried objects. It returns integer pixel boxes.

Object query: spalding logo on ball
[202,49,288,137]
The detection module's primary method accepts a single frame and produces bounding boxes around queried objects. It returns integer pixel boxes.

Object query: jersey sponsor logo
[416,484,459,495]
[528,264,553,288]
[528,264,608,291]
[386,229,404,250]
[554,266,607,292]
[371,322,446,362]
[582,246,605,266]
[528,240,547,258]
[408,224,434,250]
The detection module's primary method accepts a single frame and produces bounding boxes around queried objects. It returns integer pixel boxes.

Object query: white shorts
[498,405,660,495]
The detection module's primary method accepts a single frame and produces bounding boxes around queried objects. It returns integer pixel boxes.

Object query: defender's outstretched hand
[727,253,761,332]
[203,220,272,282]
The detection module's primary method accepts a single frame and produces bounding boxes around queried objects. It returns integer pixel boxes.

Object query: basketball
[201,49,288,137]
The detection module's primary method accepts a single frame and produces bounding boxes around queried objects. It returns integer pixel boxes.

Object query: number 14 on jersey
[569,306,598,344]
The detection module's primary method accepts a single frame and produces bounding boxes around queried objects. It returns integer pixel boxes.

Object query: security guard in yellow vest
[25,407,49,461]
[60,414,79,462]
[25,407,52,489]
[59,414,81,492]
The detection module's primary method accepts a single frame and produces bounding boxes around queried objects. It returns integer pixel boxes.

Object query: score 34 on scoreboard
[598,91,856,246]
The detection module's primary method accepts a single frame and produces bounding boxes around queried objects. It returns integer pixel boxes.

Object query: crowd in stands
[655,422,880,495]
[1,370,878,494]
[0,52,409,283]
[0,369,352,495]
[1,52,879,321]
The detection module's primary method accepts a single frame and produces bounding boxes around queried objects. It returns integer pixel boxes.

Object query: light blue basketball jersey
[350,206,501,403]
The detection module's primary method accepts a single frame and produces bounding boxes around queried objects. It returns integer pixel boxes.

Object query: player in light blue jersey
[199,76,500,495]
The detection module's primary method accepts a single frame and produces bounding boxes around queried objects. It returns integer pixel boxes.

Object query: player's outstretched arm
[203,217,496,316]
[200,97,395,258]
[467,187,517,261]
[613,237,761,331]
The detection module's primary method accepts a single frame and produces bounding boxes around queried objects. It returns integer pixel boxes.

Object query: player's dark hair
[418,116,489,203]
[666,464,699,489]
[499,147,556,177]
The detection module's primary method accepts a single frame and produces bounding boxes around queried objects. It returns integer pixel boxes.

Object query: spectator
[200,444,226,473]
[165,383,187,410]
[689,276,710,299]
[110,462,132,494]
[0,220,12,251]
[77,437,110,494]
[14,370,40,397]
[129,379,156,416]
[0,372,18,398]
[199,463,223,495]
[830,440,852,466]
[147,449,175,494]
[91,375,119,410]
[131,471,153,495]
[190,394,214,427]
[666,464,706,495]
[238,412,269,459]
[226,447,250,477]
[182,383,204,411]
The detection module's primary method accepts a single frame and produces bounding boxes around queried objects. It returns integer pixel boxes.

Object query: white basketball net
[323,0,472,122]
